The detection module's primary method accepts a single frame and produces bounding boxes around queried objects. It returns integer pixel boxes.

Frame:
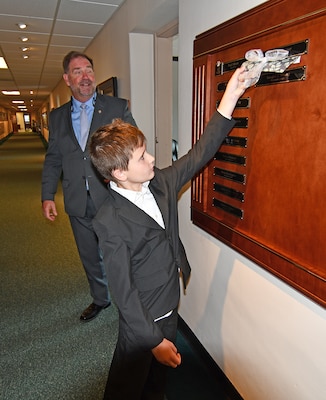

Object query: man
[41,51,137,322]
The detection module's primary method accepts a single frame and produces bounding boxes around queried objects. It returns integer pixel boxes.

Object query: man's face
[63,56,96,102]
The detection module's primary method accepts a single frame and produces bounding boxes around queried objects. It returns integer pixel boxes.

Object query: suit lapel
[110,189,163,230]
[90,95,108,134]
[62,103,80,148]
[152,191,169,229]
[149,182,170,230]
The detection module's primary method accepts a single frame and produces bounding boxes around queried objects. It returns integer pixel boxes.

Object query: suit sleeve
[172,111,235,192]
[41,110,63,201]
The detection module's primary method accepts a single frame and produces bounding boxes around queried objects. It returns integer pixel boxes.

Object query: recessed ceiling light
[23,55,29,59]
[0,57,8,69]
[30,91,34,95]
[20,36,28,42]
[2,91,20,95]
[18,23,27,29]
[21,47,30,52]
[12,100,24,103]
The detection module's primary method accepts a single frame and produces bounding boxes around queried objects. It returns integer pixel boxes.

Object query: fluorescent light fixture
[12,100,24,103]
[0,57,8,69]
[2,91,20,95]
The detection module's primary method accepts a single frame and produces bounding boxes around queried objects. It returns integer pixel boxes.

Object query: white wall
[129,33,155,155]
[177,1,326,399]
[85,0,178,156]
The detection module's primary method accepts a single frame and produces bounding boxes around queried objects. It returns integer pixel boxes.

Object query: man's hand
[151,338,181,368]
[42,200,58,221]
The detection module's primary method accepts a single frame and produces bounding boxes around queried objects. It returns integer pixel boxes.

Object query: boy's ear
[112,168,127,182]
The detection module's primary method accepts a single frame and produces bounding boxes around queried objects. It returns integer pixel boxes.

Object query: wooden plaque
[191,0,326,307]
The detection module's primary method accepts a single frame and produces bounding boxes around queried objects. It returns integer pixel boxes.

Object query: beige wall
[0,106,12,139]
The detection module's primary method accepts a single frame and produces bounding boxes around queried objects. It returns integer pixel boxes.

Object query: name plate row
[215,39,308,76]
[217,66,306,90]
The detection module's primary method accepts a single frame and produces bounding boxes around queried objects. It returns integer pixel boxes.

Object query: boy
[90,67,249,400]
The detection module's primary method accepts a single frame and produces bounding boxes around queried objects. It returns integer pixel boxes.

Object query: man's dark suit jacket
[92,112,235,351]
[41,94,136,217]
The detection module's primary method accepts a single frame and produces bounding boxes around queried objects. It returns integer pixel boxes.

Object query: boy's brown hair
[89,119,146,182]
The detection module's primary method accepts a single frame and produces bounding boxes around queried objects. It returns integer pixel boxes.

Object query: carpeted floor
[0,133,118,400]
[0,132,241,400]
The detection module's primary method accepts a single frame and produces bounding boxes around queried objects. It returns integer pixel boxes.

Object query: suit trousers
[103,309,178,400]
[69,192,110,306]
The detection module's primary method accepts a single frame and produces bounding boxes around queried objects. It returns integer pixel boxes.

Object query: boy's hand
[217,66,248,119]
[151,338,181,368]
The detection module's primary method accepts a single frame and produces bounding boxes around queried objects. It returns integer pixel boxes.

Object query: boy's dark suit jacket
[42,94,136,217]
[93,112,235,351]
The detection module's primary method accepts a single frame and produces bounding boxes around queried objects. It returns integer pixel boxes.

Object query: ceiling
[0,0,125,114]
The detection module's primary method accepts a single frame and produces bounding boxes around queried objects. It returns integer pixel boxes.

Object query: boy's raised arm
[217,66,248,119]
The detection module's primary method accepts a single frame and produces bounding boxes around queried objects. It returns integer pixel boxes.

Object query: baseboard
[177,315,243,400]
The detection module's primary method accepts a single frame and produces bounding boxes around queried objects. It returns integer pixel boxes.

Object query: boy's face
[120,144,155,191]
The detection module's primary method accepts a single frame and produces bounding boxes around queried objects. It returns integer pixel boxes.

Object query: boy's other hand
[152,338,181,368]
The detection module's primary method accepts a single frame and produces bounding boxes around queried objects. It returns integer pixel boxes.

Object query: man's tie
[79,104,89,151]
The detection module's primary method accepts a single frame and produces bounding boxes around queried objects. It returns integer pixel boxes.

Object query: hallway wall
[0,106,13,139]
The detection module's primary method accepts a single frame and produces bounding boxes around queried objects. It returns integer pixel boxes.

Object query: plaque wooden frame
[191,0,326,308]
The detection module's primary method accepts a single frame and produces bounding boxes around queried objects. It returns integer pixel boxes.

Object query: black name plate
[213,183,244,202]
[216,97,250,109]
[234,117,248,128]
[214,167,246,184]
[215,58,245,76]
[215,39,308,76]
[223,136,247,148]
[215,152,246,166]
[270,39,308,57]
[217,82,227,92]
[212,198,244,219]
[257,66,306,86]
